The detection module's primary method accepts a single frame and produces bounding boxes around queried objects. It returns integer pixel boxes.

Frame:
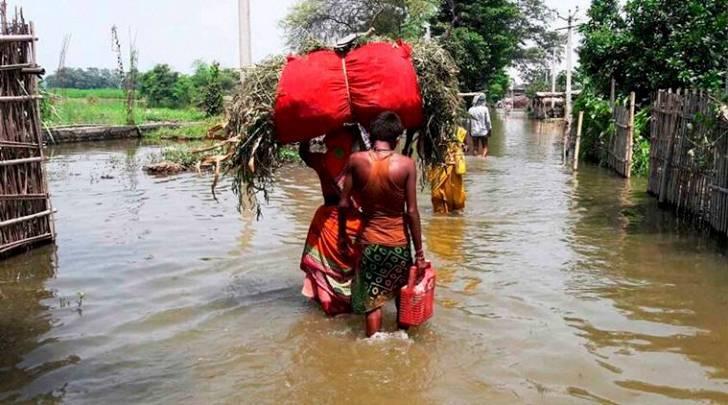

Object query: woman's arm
[338,162,354,252]
[298,141,312,167]
[404,158,426,270]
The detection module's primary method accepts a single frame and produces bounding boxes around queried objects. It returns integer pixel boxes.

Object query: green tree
[579,0,728,99]
[203,62,225,117]
[190,60,211,89]
[281,0,439,50]
[139,64,188,108]
[432,0,559,93]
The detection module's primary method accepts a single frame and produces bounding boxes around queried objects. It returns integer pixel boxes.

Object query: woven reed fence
[0,2,55,257]
[647,89,728,237]
[606,92,635,178]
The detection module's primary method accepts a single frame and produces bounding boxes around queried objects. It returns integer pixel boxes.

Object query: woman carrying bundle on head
[299,127,363,316]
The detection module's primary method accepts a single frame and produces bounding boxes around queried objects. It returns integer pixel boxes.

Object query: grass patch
[45,97,206,126]
[48,88,127,99]
[145,119,220,141]
[154,143,301,171]
[161,145,205,167]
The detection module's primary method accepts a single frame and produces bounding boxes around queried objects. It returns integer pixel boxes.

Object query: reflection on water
[1,115,727,403]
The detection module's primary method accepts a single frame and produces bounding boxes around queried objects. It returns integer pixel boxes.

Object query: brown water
[1,113,727,404]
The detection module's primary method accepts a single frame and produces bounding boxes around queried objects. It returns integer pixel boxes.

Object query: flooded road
[1,113,727,404]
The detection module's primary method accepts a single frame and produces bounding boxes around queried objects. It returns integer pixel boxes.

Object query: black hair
[370,111,404,143]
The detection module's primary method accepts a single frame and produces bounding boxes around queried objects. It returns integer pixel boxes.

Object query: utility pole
[557,8,579,159]
[551,48,557,113]
[239,0,252,82]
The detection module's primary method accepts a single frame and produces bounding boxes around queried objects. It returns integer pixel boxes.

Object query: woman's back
[350,150,410,246]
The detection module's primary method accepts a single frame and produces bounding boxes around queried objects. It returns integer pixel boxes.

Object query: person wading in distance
[468,94,492,158]
[338,111,427,337]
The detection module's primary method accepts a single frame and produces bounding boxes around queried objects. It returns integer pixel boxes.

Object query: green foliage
[203,62,225,117]
[487,70,511,102]
[432,0,560,95]
[579,0,728,99]
[574,88,654,177]
[278,146,303,163]
[573,88,613,164]
[433,0,520,91]
[45,67,121,89]
[281,0,435,49]
[161,146,202,168]
[139,64,186,108]
[631,107,652,177]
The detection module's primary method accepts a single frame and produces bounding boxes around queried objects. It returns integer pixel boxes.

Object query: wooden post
[659,93,675,204]
[610,77,616,109]
[30,22,56,240]
[573,111,584,171]
[238,0,252,83]
[625,92,636,178]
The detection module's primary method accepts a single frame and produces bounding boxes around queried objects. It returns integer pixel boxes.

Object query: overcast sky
[12,0,588,74]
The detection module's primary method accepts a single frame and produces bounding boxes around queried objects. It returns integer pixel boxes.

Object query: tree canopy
[281,0,562,100]
[45,68,121,89]
[281,0,439,50]
[432,0,561,95]
[579,0,728,98]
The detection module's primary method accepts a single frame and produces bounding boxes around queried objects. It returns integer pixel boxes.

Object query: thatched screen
[648,89,728,237]
[0,1,55,257]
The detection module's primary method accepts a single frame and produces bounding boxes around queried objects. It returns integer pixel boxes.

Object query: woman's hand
[415,250,428,279]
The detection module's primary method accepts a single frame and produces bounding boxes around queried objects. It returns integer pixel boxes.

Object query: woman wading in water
[299,128,363,316]
[339,112,427,337]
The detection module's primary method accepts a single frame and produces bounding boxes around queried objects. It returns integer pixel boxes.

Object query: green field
[44,97,207,126]
[48,88,127,99]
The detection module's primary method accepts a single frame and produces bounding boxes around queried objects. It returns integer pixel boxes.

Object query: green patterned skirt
[352,244,413,314]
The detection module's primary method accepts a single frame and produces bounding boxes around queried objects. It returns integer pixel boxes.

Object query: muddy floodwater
[1,113,727,404]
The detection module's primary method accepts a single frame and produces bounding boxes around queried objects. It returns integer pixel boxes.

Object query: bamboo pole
[29,21,56,241]
[0,210,53,228]
[0,193,48,201]
[0,233,53,254]
[610,78,616,109]
[0,34,37,42]
[0,62,33,70]
[573,111,584,171]
[0,140,39,148]
[0,157,43,166]
[0,95,43,102]
[625,92,636,179]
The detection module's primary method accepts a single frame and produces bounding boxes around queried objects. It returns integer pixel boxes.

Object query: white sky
[12,0,588,74]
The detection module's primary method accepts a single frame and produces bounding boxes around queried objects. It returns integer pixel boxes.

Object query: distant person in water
[468,94,492,158]
[339,111,427,337]
[299,128,362,316]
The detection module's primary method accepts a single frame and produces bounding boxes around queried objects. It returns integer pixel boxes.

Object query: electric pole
[239,0,252,81]
[557,8,579,154]
[551,48,557,113]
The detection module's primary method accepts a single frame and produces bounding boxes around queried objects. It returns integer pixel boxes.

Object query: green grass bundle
[211,39,462,214]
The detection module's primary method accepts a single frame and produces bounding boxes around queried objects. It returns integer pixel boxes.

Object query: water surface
[1,114,727,404]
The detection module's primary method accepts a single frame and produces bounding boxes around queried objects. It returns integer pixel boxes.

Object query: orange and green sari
[301,205,362,315]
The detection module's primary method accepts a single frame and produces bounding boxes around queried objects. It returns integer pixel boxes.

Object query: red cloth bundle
[274,41,424,144]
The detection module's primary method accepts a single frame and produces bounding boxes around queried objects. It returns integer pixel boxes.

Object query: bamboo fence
[647,89,728,237]
[0,2,55,257]
[606,92,635,178]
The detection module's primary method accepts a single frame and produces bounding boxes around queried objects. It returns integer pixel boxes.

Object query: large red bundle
[274,41,424,144]
[274,51,351,144]
[347,42,424,132]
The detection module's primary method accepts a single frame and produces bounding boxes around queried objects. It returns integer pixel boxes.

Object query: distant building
[530,91,581,120]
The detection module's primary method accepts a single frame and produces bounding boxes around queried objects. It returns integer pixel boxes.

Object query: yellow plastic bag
[454,148,466,175]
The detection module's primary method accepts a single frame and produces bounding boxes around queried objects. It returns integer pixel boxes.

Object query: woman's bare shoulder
[349,151,369,163]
